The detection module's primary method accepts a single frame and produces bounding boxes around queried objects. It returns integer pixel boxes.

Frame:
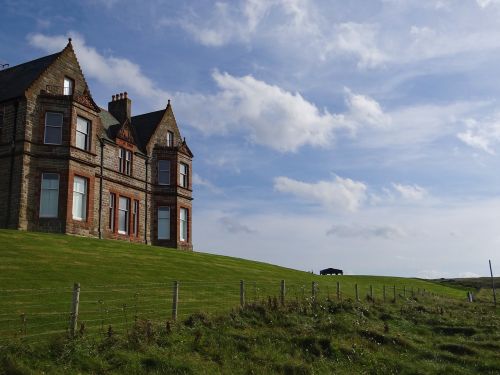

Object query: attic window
[64,77,74,95]
[167,131,174,147]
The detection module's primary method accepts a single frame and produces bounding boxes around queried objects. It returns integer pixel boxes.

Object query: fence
[0,279,470,345]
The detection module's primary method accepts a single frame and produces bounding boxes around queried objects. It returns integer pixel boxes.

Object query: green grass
[1,295,499,374]
[0,229,473,343]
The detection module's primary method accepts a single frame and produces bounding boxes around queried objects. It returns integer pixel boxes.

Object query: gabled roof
[0,52,62,103]
[131,109,166,150]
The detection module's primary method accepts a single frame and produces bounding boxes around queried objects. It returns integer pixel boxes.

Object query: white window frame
[132,200,139,236]
[118,196,130,235]
[44,112,63,145]
[119,148,132,175]
[167,131,174,147]
[72,176,87,221]
[39,173,59,218]
[158,207,170,240]
[158,160,170,185]
[179,163,188,188]
[109,193,115,231]
[180,208,188,242]
[76,116,90,151]
[63,77,74,95]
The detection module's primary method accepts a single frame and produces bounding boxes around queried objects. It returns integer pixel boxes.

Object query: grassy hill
[0,229,469,342]
[0,230,499,374]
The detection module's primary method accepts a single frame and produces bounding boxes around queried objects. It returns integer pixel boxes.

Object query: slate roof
[0,52,61,103]
[99,108,166,152]
[131,109,166,150]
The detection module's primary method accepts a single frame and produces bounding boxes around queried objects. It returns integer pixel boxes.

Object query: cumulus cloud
[218,216,257,234]
[175,71,343,152]
[344,88,391,129]
[326,223,406,239]
[273,175,367,212]
[392,183,428,201]
[28,32,168,107]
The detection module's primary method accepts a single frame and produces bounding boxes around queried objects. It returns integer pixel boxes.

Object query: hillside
[0,229,469,342]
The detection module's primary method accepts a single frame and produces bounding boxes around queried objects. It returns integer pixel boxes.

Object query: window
[118,148,132,175]
[63,77,74,95]
[180,208,188,242]
[109,193,116,231]
[118,196,130,234]
[132,200,139,236]
[44,112,63,145]
[167,131,174,147]
[76,116,90,150]
[39,173,59,218]
[158,207,170,240]
[158,160,170,185]
[179,163,188,188]
[72,176,87,221]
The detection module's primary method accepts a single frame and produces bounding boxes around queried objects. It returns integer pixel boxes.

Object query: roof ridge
[0,52,61,75]
[131,108,166,119]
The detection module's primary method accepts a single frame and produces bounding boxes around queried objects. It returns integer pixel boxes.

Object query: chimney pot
[124,92,128,98]
[112,95,115,101]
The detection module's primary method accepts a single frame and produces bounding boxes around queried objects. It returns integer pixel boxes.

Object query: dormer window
[63,77,74,95]
[167,131,174,147]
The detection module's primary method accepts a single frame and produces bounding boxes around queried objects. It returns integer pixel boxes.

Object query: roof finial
[167,99,171,106]
[68,37,72,44]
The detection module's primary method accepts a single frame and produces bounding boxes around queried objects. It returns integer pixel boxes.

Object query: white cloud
[175,71,343,152]
[193,173,223,194]
[344,88,391,129]
[331,23,388,68]
[457,117,500,155]
[392,183,428,201]
[218,216,257,234]
[273,175,367,212]
[458,271,481,278]
[326,223,406,239]
[476,0,500,8]
[28,32,168,107]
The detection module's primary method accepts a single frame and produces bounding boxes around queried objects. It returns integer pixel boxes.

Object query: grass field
[0,229,476,343]
[0,229,499,374]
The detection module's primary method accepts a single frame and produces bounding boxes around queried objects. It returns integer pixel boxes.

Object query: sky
[2,0,500,278]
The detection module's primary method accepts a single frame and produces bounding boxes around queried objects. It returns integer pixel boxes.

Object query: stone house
[0,39,193,250]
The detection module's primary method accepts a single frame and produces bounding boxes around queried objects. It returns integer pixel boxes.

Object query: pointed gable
[131,109,166,150]
[116,119,137,146]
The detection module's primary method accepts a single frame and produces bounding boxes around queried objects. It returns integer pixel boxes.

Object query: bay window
[158,207,170,240]
[76,116,90,150]
[39,173,59,218]
[72,176,87,221]
[158,160,170,185]
[179,163,188,188]
[180,208,188,242]
[118,196,130,234]
[44,112,63,145]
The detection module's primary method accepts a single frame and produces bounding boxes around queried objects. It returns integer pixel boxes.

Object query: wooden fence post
[336,281,340,300]
[393,285,396,302]
[172,281,179,321]
[69,282,80,338]
[280,280,286,306]
[370,285,373,302]
[489,260,497,306]
[355,284,359,302]
[383,285,386,302]
[240,280,245,307]
[311,281,317,301]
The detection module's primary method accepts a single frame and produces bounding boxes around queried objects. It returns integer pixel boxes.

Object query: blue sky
[2,0,500,278]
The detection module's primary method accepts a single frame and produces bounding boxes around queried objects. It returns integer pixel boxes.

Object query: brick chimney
[108,92,131,124]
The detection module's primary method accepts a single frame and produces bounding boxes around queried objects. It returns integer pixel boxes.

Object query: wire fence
[0,279,488,346]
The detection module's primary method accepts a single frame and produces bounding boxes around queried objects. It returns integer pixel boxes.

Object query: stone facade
[0,40,193,250]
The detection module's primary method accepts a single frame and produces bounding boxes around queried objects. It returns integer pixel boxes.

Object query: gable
[116,119,137,146]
